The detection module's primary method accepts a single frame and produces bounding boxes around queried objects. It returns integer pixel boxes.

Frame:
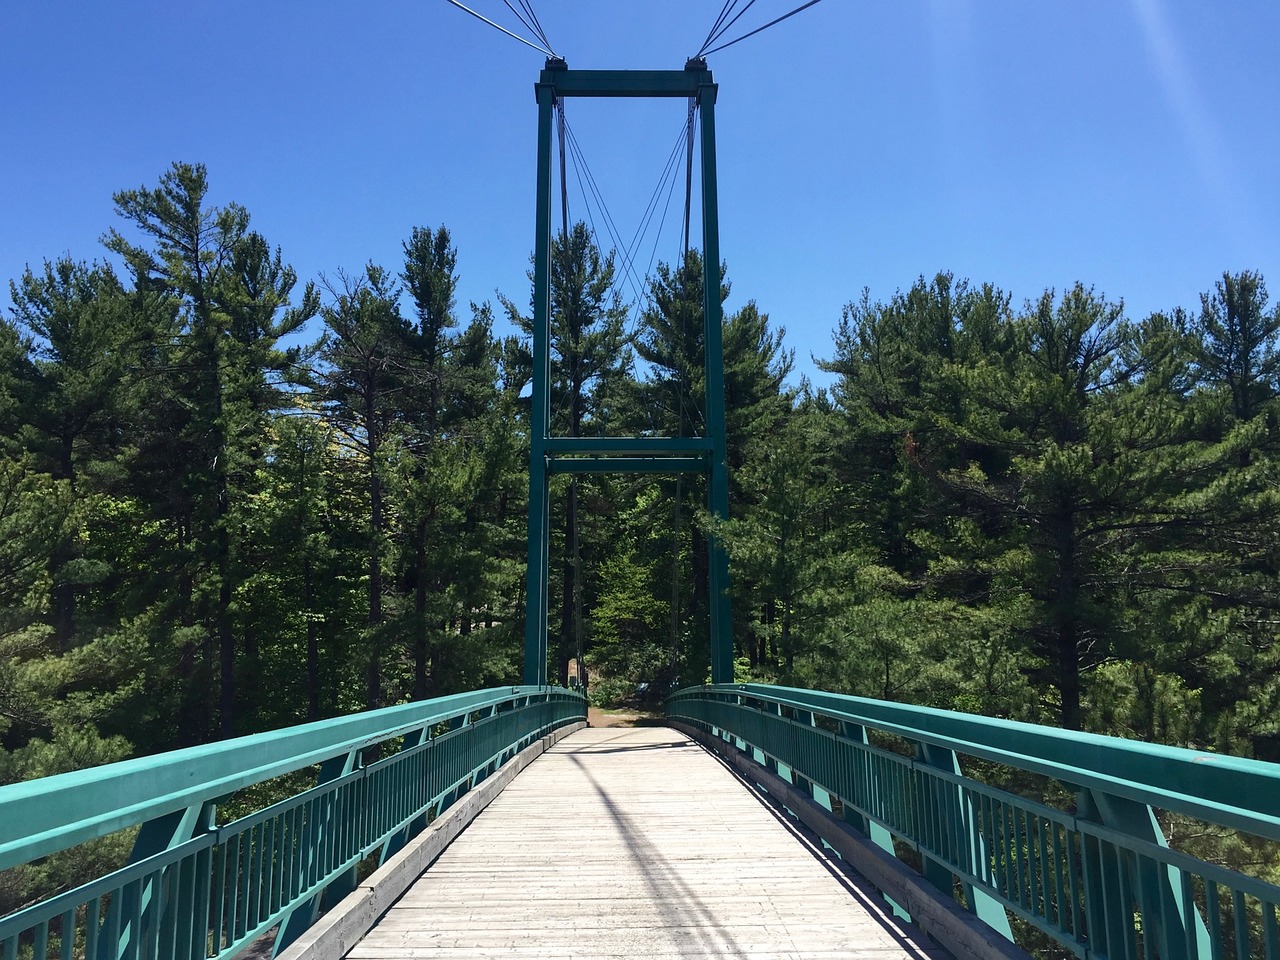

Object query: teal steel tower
[522,58,734,687]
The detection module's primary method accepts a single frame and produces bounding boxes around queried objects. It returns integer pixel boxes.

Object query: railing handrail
[672,683,1280,840]
[0,685,554,871]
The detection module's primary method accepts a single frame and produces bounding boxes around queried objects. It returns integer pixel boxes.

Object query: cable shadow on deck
[564,730,943,959]
[566,752,754,957]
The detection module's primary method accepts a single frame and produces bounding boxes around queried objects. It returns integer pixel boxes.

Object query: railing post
[840,721,911,922]
[1077,788,1211,960]
[95,801,214,960]
[914,742,1014,940]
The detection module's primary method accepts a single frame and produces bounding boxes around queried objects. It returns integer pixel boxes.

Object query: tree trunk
[305,557,320,722]
[1052,513,1083,731]
[366,392,384,711]
[669,477,683,676]
[413,516,430,700]
[51,434,76,649]
[176,516,209,745]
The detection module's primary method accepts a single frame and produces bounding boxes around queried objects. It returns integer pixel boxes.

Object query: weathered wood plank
[347,727,947,959]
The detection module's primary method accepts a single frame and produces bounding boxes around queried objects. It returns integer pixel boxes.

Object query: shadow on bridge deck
[344,726,947,959]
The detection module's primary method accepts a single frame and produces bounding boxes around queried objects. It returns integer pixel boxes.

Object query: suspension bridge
[5,684,1280,960]
[6,5,1280,959]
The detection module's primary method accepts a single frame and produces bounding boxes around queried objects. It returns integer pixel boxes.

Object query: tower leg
[698,80,734,685]
[523,79,556,687]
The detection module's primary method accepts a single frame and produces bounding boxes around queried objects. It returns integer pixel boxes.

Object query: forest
[3,160,1279,789]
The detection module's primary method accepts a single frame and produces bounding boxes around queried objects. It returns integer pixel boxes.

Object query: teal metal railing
[0,686,584,960]
[668,683,1280,960]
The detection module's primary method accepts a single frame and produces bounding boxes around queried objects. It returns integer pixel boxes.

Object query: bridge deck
[347,726,945,959]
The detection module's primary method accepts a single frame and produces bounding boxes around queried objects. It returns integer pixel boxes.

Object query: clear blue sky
[2,2,1277,389]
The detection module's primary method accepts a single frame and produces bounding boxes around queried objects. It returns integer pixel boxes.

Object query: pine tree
[317,264,407,710]
[106,162,317,738]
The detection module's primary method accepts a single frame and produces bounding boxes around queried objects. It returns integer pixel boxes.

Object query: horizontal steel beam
[538,67,714,99]
[544,436,713,456]
[548,456,708,475]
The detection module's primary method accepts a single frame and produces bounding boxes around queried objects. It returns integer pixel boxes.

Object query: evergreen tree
[6,261,136,647]
[317,264,407,710]
[1194,270,1279,426]
[105,163,317,738]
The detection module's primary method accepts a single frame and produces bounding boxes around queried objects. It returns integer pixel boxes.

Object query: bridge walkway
[347,726,944,959]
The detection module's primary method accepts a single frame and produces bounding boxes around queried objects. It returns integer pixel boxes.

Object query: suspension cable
[516,0,554,52]
[562,120,649,306]
[500,0,542,45]
[702,0,825,57]
[698,0,739,59]
[568,117,688,318]
[557,100,570,243]
[627,126,687,321]
[441,0,555,57]
[699,0,760,56]
[624,123,688,284]
[559,112,692,406]
[682,99,697,257]
[562,124,636,301]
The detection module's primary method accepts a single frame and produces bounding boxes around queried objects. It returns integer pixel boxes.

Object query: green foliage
[4,167,1280,922]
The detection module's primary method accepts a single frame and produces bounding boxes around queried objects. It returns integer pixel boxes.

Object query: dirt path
[587,706,664,728]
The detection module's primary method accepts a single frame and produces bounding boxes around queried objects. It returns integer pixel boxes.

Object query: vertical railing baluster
[259,819,273,923]
[1233,890,1250,960]
[1008,805,1021,908]
[86,895,102,960]
[193,844,213,960]
[157,865,174,960]
[236,829,251,942]
[1029,810,1043,914]
[103,887,121,960]
[999,800,1014,901]
[1047,820,1064,931]
[333,783,345,874]
[1068,828,1084,944]
[126,877,143,960]
[1203,883,1222,960]
[175,863,190,960]
[1088,834,1109,958]
[303,796,317,890]
[279,807,293,908]
[210,841,227,956]
[58,908,75,960]
[1117,845,1137,960]
[32,921,48,960]
[275,812,287,913]
[1183,872,1199,960]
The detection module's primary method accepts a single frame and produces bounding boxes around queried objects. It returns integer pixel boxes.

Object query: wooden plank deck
[346,726,947,959]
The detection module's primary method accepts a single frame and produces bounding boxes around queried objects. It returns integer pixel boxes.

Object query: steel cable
[516,0,554,51]
[698,0,739,58]
[442,0,555,57]
[701,0,824,57]
[699,0,760,56]
[500,0,542,44]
